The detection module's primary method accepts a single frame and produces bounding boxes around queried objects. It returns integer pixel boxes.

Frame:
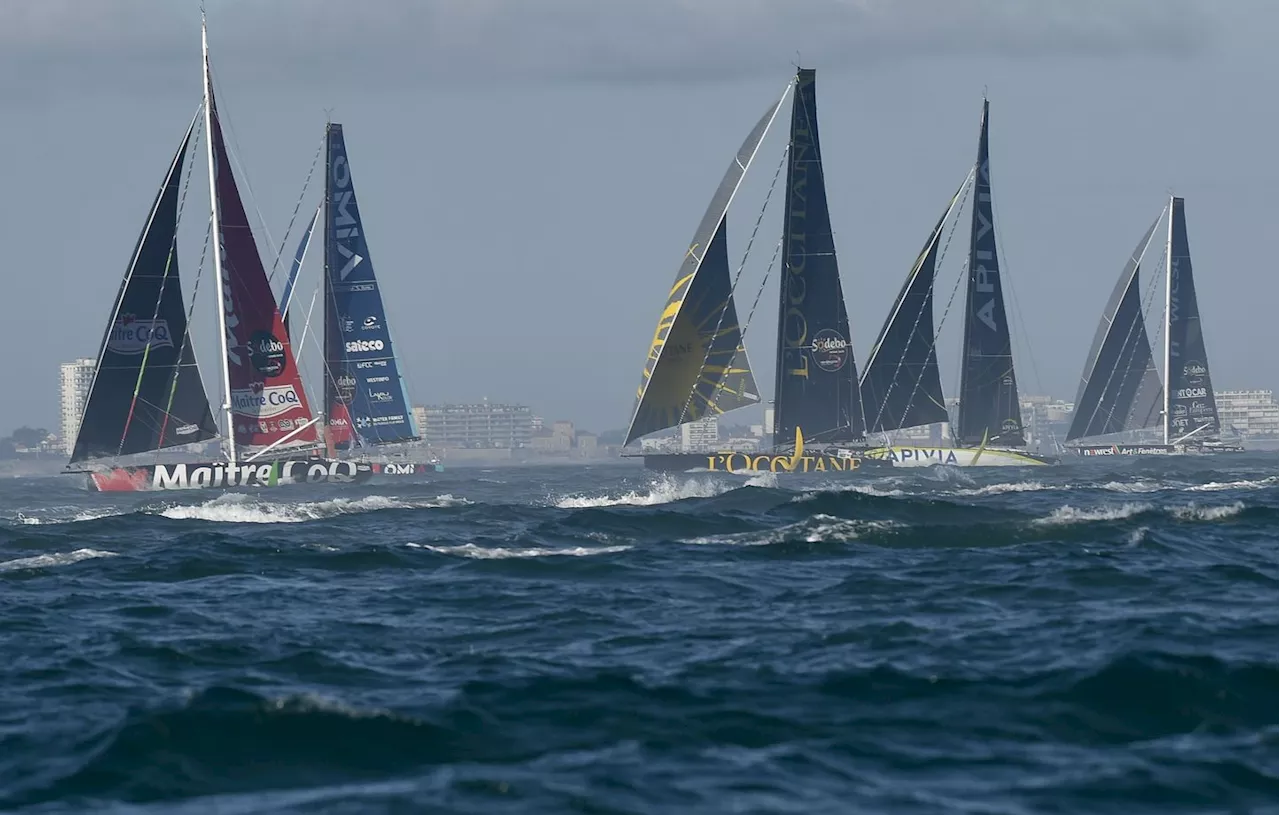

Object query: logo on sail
[1182,360,1206,385]
[810,329,849,373]
[107,316,173,355]
[247,330,287,377]
[335,373,356,404]
[231,383,302,418]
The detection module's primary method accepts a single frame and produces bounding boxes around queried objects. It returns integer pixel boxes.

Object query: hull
[639,450,892,474]
[368,461,445,476]
[861,445,1058,467]
[1069,442,1247,457]
[86,457,375,492]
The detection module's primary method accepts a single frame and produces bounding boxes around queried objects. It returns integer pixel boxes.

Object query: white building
[680,416,719,452]
[1216,390,1278,439]
[59,358,96,453]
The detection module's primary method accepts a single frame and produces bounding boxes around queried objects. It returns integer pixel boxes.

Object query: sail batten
[624,87,790,445]
[955,99,1024,447]
[70,120,218,464]
[322,123,418,447]
[771,68,863,446]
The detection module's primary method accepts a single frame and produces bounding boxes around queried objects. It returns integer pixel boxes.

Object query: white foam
[1034,503,1153,525]
[952,481,1048,497]
[408,542,632,559]
[554,475,729,509]
[1185,477,1278,492]
[156,493,468,524]
[10,508,125,525]
[0,548,117,572]
[684,514,895,546]
[1092,480,1166,494]
[1171,502,1245,521]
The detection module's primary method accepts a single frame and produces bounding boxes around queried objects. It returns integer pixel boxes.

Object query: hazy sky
[1,0,1275,436]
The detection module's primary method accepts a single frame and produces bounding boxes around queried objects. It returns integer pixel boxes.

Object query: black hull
[637,450,892,474]
[1069,443,1247,457]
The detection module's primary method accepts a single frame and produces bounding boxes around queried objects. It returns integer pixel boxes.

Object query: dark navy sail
[1066,218,1163,442]
[1163,196,1219,443]
[860,185,964,434]
[955,99,1024,447]
[71,121,217,463]
[323,123,417,448]
[772,68,863,446]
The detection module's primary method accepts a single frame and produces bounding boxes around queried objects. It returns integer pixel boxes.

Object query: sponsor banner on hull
[88,458,374,492]
[1070,445,1171,457]
[371,462,445,476]
[862,446,1055,467]
[644,452,874,474]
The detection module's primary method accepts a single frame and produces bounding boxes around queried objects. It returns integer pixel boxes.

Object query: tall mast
[1162,194,1174,446]
[202,14,237,466]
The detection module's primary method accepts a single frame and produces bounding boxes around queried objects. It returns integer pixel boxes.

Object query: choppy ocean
[0,454,1275,814]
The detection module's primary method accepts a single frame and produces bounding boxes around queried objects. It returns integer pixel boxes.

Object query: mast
[202,14,237,467]
[1162,194,1173,446]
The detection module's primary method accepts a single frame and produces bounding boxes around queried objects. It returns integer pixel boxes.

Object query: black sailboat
[624,68,887,474]
[858,98,1056,467]
[1068,196,1242,456]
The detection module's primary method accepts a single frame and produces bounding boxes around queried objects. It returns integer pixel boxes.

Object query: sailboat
[858,98,1057,467]
[622,68,889,475]
[67,18,376,491]
[314,122,439,475]
[1067,196,1243,456]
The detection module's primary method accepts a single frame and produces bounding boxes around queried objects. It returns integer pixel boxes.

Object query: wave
[683,514,898,547]
[406,542,632,559]
[11,651,1272,808]
[155,493,469,524]
[1036,501,1249,526]
[553,475,730,508]
[0,548,117,573]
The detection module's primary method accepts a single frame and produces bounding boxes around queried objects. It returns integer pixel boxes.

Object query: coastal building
[1216,390,1278,439]
[680,416,719,452]
[59,358,95,454]
[417,401,533,449]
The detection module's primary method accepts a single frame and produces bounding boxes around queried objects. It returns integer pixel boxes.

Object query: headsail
[623,87,790,445]
[281,202,320,341]
[955,100,1024,446]
[1163,196,1219,443]
[772,68,863,446]
[70,119,218,463]
[323,123,418,447]
[206,77,318,453]
[859,183,966,434]
[1065,217,1163,442]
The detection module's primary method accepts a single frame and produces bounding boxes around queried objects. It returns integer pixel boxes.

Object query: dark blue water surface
[0,455,1275,814]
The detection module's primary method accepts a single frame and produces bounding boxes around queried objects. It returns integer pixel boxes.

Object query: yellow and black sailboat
[620,68,888,475]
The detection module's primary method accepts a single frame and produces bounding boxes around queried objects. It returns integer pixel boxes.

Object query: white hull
[861,445,1056,468]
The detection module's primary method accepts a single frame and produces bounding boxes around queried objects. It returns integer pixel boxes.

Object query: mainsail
[954,100,1024,446]
[859,183,966,434]
[1065,218,1163,442]
[1163,196,1220,443]
[772,68,863,446]
[206,73,318,454]
[322,123,418,447]
[70,119,218,463]
[623,88,790,445]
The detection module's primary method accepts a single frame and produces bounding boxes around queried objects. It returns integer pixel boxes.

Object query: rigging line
[677,138,790,427]
[120,112,204,460]
[269,130,326,282]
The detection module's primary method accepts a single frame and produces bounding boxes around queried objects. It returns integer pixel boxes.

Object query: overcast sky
[1,0,1275,436]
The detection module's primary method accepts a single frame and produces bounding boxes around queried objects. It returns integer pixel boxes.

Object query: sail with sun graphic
[623,88,791,445]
